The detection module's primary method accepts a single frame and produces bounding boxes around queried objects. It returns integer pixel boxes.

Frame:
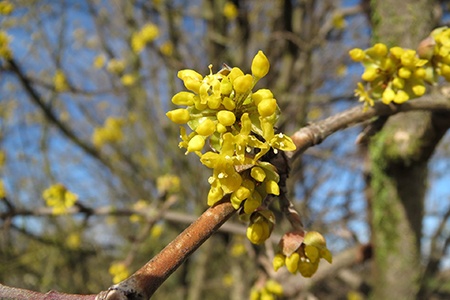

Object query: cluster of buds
[166,51,296,229]
[250,279,283,300]
[349,26,450,107]
[273,231,332,278]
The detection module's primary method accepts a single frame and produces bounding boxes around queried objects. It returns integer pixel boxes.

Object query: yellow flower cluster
[349,43,428,106]
[250,279,283,300]
[426,27,450,81]
[166,51,296,214]
[0,31,12,59]
[92,117,125,148]
[156,174,181,195]
[42,183,78,215]
[131,23,160,54]
[0,1,14,15]
[223,1,238,20]
[350,27,450,107]
[273,231,332,278]
[0,179,6,198]
[107,58,125,74]
[53,69,69,92]
[109,262,129,284]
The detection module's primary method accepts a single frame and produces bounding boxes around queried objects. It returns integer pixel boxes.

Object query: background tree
[0,0,449,299]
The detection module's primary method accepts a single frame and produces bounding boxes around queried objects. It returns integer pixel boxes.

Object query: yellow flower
[42,183,78,215]
[141,23,159,42]
[251,50,270,79]
[93,54,106,69]
[107,58,125,74]
[65,233,81,250]
[150,224,164,238]
[0,179,6,198]
[156,174,181,195]
[217,110,236,126]
[121,73,136,86]
[92,117,125,148]
[223,2,238,20]
[0,31,11,59]
[166,108,190,124]
[54,70,69,92]
[0,1,14,15]
[331,12,346,29]
[109,262,129,284]
[131,32,146,53]
[160,41,174,56]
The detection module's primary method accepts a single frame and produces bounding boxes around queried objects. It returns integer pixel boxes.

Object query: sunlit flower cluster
[156,174,181,195]
[0,31,12,59]
[223,1,238,20]
[349,43,428,106]
[250,279,284,300]
[273,231,332,278]
[53,69,69,92]
[131,23,160,54]
[350,27,450,107]
[166,51,296,219]
[0,1,14,15]
[426,27,450,82]
[92,117,125,148]
[42,183,78,215]
[109,262,130,284]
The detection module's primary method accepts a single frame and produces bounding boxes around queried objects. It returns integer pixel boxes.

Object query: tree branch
[289,94,450,157]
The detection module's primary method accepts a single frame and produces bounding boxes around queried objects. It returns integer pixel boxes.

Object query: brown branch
[96,197,235,299]
[0,283,96,300]
[289,94,450,157]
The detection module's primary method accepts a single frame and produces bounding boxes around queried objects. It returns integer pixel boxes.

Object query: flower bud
[272,253,286,271]
[222,97,236,110]
[398,67,412,79]
[251,50,270,78]
[177,69,203,81]
[171,91,196,106]
[285,252,300,274]
[217,110,236,126]
[298,260,319,278]
[393,90,409,103]
[166,109,190,124]
[220,77,233,95]
[250,166,266,182]
[417,36,436,60]
[390,46,404,59]
[361,67,378,81]
[382,87,395,104]
[392,77,405,89]
[252,89,273,105]
[349,48,365,61]
[195,118,216,136]
[187,135,205,152]
[266,180,280,195]
[246,219,270,244]
[228,67,244,82]
[257,98,277,117]
[233,74,253,94]
[412,84,426,96]
[207,185,223,206]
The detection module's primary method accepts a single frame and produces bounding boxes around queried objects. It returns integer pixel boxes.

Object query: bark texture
[368,0,448,299]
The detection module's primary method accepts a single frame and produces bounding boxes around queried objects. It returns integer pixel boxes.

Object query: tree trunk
[368,1,447,299]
